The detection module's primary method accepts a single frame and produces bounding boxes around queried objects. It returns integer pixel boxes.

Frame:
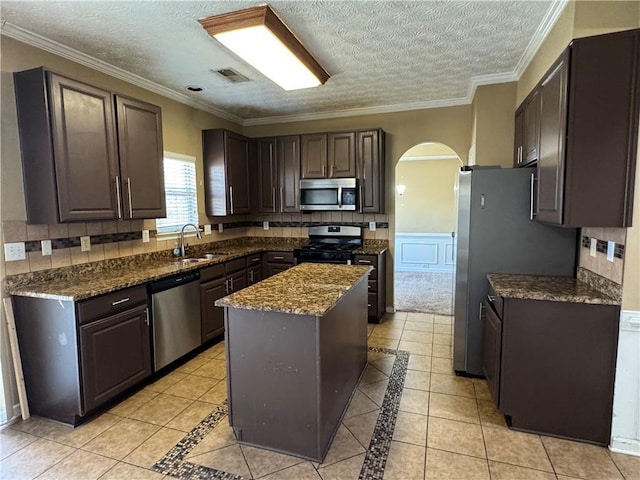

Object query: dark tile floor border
[153,346,409,480]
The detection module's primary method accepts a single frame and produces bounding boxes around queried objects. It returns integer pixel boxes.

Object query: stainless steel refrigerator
[453,166,578,376]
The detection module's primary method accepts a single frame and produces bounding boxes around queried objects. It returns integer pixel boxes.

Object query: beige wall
[472,83,517,168]
[622,126,640,311]
[395,159,460,233]
[0,36,239,224]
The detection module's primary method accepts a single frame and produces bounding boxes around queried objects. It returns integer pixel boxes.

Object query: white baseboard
[610,437,640,457]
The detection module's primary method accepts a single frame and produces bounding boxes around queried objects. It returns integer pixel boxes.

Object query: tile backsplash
[579,227,626,286]
[1,212,389,275]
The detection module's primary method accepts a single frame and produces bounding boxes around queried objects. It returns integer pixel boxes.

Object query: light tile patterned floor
[1,312,638,480]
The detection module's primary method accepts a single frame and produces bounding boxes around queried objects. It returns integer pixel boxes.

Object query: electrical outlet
[204,224,212,235]
[142,230,150,243]
[263,221,269,230]
[4,242,26,261]
[41,240,52,256]
[218,223,224,233]
[369,221,376,231]
[590,238,597,257]
[80,236,91,252]
[607,241,615,262]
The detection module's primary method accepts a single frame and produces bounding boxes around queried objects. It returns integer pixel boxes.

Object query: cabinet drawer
[368,279,377,294]
[266,251,294,264]
[353,255,377,279]
[225,257,247,274]
[367,292,378,318]
[246,253,262,266]
[487,285,504,319]
[200,263,225,282]
[78,286,147,324]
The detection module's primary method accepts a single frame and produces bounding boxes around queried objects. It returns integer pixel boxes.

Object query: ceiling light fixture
[198,5,329,91]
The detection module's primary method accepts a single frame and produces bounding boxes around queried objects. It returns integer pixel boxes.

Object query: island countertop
[487,273,619,305]
[215,263,372,316]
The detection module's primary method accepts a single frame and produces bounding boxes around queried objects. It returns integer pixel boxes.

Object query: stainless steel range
[294,225,363,264]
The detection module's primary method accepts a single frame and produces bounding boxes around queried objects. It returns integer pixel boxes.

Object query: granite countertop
[5,237,388,302]
[5,240,303,301]
[353,240,388,255]
[215,263,372,316]
[487,274,619,305]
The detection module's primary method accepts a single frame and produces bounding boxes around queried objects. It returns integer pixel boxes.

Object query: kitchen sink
[178,253,225,264]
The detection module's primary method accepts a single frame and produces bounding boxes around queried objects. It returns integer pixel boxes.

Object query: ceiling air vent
[214,68,250,83]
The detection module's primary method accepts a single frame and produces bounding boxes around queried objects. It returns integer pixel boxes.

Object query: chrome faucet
[176,223,202,257]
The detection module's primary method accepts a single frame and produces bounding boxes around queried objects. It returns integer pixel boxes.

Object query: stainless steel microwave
[300,178,358,211]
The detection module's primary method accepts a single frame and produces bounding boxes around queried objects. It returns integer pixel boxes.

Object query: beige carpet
[394,271,454,314]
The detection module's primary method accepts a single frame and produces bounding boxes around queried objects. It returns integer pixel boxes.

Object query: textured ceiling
[0,1,561,124]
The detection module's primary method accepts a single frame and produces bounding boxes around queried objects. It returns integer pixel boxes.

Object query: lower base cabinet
[264,251,295,278]
[13,286,151,426]
[353,251,386,322]
[483,292,619,445]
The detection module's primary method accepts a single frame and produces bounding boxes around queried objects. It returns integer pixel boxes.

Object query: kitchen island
[215,263,371,462]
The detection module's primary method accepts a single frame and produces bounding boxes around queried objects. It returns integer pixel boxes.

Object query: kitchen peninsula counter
[487,273,619,305]
[217,262,370,462]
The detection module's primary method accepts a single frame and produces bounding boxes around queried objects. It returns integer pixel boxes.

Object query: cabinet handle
[487,295,497,303]
[280,187,284,213]
[230,277,234,291]
[249,270,254,282]
[144,308,150,326]
[229,186,234,214]
[225,279,230,294]
[359,185,364,213]
[322,164,326,177]
[358,259,372,264]
[127,178,133,218]
[330,164,334,177]
[111,297,130,306]
[273,256,284,260]
[530,173,537,220]
[115,176,122,219]
[479,302,484,322]
[272,187,277,213]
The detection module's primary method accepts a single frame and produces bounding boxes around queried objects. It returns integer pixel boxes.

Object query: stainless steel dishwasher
[149,271,201,371]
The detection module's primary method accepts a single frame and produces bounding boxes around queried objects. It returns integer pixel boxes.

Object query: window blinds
[156,156,198,233]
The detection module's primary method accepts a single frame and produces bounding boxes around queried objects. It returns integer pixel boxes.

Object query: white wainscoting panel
[610,310,640,456]
[395,233,455,273]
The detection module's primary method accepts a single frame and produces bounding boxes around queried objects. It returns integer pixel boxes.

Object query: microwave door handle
[337,186,342,208]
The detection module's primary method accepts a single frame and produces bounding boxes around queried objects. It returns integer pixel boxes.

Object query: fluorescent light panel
[199,5,329,91]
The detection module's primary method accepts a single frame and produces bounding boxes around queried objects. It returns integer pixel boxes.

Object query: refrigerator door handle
[530,173,537,220]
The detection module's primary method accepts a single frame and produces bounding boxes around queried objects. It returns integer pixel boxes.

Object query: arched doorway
[394,142,462,314]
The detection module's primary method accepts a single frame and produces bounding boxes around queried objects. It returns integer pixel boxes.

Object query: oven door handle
[337,186,343,208]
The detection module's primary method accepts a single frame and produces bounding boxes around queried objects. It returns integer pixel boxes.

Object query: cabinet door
[256,138,278,213]
[115,96,165,219]
[247,265,262,285]
[79,304,151,413]
[266,264,291,278]
[48,73,121,222]
[201,278,227,343]
[536,50,569,224]
[229,270,247,293]
[523,90,540,165]
[328,132,356,177]
[481,301,502,406]
[226,132,251,214]
[357,130,385,213]
[513,108,525,167]
[301,134,328,178]
[278,136,301,212]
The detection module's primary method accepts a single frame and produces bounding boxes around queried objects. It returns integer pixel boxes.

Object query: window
[156,152,198,235]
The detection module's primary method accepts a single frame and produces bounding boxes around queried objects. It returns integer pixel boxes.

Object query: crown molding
[513,0,569,79]
[0,22,244,125]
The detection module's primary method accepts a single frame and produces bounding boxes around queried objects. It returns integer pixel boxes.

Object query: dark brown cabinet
[357,130,386,213]
[353,251,386,322]
[255,136,300,213]
[13,68,165,223]
[301,132,357,179]
[513,90,540,167]
[264,251,295,278]
[203,129,251,216]
[246,253,263,285]
[527,28,640,227]
[483,289,619,445]
[13,285,151,425]
[200,258,248,342]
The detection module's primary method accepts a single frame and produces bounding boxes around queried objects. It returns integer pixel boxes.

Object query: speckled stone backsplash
[577,267,623,304]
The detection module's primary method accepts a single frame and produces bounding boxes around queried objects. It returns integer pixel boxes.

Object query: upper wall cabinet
[513,90,540,167]
[203,129,251,216]
[14,67,165,224]
[525,28,640,227]
[357,129,386,213]
[301,132,356,179]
